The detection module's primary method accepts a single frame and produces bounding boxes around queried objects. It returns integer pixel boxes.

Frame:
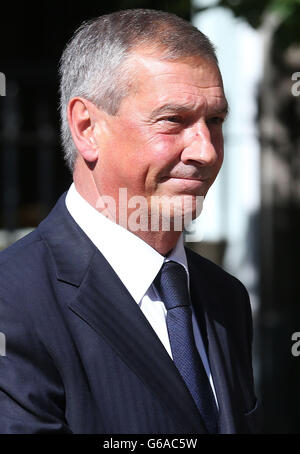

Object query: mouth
[160,176,209,182]
[161,176,209,189]
[158,176,210,196]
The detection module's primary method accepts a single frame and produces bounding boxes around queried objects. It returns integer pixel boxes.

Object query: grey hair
[59,9,218,172]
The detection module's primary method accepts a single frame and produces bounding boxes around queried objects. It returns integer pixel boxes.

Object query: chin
[150,194,204,232]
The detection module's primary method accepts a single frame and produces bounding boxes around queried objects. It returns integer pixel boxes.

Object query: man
[0,9,258,434]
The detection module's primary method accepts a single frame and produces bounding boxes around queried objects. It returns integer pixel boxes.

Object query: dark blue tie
[155,260,218,434]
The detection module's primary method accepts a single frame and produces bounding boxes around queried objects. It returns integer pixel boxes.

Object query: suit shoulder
[185,246,248,295]
[0,229,44,267]
[0,229,52,303]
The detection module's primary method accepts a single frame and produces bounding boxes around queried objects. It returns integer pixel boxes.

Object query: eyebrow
[149,101,229,120]
[214,103,229,121]
[220,103,229,118]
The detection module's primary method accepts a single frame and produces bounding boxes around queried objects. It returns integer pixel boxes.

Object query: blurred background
[0,0,300,433]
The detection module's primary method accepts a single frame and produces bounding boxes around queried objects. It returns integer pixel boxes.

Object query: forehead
[124,50,226,111]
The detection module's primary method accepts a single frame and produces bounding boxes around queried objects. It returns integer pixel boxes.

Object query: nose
[181,120,220,166]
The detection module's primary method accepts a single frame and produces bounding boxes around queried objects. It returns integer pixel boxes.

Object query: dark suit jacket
[0,193,259,434]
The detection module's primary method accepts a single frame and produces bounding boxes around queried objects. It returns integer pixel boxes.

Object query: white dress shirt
[65,183,218,404]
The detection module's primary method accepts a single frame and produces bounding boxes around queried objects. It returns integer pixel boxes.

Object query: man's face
[92,50,227,222]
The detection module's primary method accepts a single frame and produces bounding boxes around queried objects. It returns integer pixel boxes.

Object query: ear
[67,97,100,163]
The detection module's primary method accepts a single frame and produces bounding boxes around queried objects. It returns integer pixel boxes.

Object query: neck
[73,164,184,256]
[129,229,182,256]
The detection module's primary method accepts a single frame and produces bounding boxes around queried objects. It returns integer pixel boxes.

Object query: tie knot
[154,261,190,310]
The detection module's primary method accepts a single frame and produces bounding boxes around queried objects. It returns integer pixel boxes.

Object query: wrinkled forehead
[125,48,224,92]
[121,49,226,113]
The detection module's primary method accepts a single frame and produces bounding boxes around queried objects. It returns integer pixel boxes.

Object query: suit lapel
[39,195,207,433]
[188,252,238,434]
[68,251,206,433]
[203,311,237,433]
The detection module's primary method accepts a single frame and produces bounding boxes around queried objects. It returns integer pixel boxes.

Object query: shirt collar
[165,234,189,277]
[66,184,188,303]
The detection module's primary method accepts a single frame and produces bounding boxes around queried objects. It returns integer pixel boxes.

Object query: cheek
[125,136,180,188]
[211,130,224,164]
[145,134,182,165]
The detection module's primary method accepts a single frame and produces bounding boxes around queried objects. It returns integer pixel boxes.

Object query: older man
[0,9,258,434]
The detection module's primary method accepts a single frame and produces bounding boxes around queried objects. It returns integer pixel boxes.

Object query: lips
[161,176,208,182]
[172,177,202,181]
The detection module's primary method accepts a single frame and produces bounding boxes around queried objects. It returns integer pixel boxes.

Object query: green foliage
[197,0,300,48]
[217,0,268,28]
[193,0,300,50]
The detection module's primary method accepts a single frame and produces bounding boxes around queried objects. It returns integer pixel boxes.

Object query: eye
[162,115,182,124]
